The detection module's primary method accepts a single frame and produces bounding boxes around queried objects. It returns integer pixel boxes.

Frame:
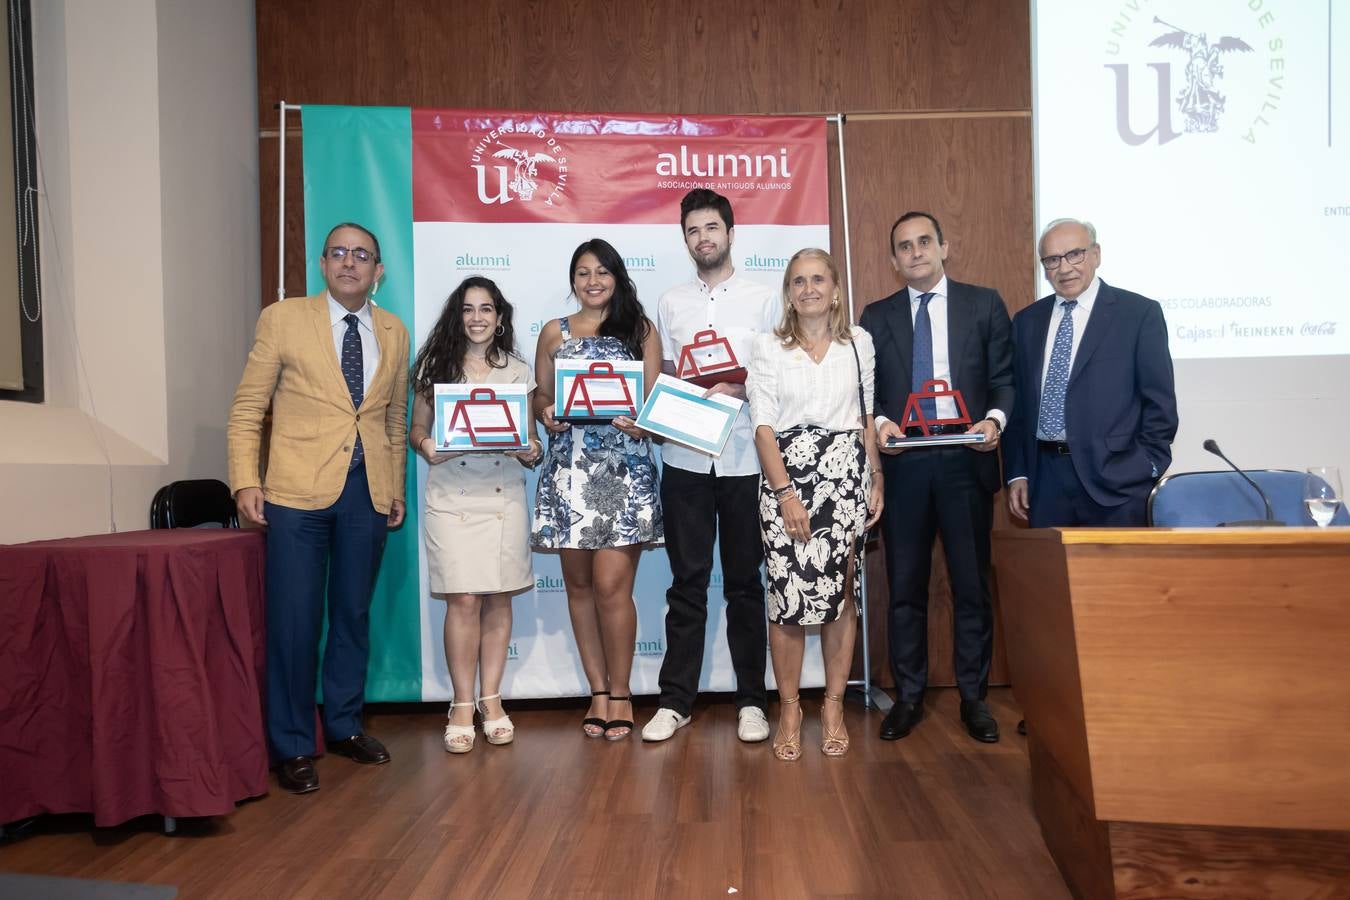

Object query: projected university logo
[1156,22,1253,133]
[1105,12,1278,146]
[467,122,571,206]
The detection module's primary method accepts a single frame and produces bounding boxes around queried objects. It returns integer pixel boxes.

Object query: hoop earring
[494,324,505,336]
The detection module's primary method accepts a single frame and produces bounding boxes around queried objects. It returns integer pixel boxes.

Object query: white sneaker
[737,706,770,743]
[641,707,691,742]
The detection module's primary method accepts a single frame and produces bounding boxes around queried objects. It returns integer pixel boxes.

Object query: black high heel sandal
[604,695,634,741]
[582,690,609,739]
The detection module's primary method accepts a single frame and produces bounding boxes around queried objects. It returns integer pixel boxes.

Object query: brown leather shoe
[276,756,319,794]
[326,734,390,765]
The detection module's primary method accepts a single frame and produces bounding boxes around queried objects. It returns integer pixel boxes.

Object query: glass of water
[1303,467,1343,527]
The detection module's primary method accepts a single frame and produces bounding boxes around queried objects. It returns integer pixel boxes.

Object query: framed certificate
[555,360,645,422]
[634,374,741,455]
[434,384,529,451]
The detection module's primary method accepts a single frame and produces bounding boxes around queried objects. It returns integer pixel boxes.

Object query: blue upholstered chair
[1146,469,1350,527]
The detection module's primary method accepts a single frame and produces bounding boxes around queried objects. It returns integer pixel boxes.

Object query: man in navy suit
[1003,218,1178,528]
[859,211,1013,744]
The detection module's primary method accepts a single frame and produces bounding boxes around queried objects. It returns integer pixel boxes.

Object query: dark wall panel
[844,116,1036,317]
[256,1,1029,118]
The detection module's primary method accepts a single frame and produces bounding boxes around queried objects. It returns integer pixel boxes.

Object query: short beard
[694,246,731,273]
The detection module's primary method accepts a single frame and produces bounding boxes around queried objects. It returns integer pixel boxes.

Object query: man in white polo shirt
[642,190,780,743]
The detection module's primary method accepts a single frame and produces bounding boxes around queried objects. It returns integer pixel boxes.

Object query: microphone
[1202,439,1284,527]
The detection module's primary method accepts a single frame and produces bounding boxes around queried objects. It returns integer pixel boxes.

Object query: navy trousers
[881,446,994,704]
[1028,448,1149,527]
[264,463,389,760]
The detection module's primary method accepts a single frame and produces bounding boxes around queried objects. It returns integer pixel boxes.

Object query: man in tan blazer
[228,222,409,794]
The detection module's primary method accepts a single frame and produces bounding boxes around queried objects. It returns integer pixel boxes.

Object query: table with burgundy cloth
[0,529,270,827]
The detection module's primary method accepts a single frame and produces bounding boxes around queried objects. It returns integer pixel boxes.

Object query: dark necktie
[1037,299,1078,439]
[911,292,936,419]
[341,313,365,469]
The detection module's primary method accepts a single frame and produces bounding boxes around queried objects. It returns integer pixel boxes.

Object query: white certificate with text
[635,374,742,455]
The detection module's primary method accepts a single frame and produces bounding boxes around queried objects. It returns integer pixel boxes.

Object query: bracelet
[982,417,1002,435]
[772,484,797,503]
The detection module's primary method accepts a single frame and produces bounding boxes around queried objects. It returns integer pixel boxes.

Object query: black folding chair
[149,478,238,529]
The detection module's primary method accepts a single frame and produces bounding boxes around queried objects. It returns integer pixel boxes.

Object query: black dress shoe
[879,701,923,741]
[326,734,391,765]
[276,756,319,794]
[959,700,1000,743]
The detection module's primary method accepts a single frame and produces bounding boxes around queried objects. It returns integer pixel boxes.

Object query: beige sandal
[443,701,475,754]
[477,693,515,746]
[773,695,802,762]
[821,693,850,757]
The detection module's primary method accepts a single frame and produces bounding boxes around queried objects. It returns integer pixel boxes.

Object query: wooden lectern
[993,528,1350,899]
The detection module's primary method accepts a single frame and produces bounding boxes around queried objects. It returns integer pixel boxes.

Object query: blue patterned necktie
[911,292,936,420]
[1037,299,1078,439]
[341,313,365,469]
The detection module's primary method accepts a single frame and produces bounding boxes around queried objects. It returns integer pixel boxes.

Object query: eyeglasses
[325,246,375,263]
[1040,247,1089,270]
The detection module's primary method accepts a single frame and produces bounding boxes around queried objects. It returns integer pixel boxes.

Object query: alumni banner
[301,106,830,701]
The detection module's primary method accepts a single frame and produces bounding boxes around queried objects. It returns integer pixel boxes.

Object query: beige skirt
[424,453,533,595]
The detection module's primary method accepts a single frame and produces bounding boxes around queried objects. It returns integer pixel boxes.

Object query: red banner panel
[413,110,829,226]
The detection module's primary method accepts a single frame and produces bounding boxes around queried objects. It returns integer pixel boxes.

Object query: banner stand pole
[829,113,891,713]
[276,101,296,301]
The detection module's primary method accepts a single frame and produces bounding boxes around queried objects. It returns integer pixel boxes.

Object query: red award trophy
[892,379,985,447]
[562,362,638,420]
[446,388,524,448]
[675,329,746,388]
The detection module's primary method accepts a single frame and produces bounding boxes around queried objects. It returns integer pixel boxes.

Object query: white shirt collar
[908,275,948,304]
[328,292,373,330]
[1056,276,1101,312]
[697,268,739,294]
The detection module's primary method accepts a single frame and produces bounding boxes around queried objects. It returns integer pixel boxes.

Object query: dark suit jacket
[859,279,1014,494]
[1003,279,1178,507]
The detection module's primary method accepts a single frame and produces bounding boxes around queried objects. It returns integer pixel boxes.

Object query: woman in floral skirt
[747,248,883,761]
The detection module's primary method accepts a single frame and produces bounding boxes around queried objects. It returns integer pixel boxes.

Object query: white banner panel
[1033,1,1349,359]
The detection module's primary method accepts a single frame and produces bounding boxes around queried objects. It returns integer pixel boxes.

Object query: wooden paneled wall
[255,0,1035,688]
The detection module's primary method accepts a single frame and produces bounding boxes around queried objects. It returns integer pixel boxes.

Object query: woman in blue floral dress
[532,238,663,741]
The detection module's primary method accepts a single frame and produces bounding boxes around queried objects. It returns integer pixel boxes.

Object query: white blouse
[748,327,875,433]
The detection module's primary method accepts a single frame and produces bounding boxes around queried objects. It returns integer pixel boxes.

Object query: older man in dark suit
[859,211,1013,744]
[1003,218,1178,528]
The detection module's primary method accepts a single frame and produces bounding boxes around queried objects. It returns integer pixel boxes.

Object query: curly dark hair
[568,238,650,359]
[412,276,519,397]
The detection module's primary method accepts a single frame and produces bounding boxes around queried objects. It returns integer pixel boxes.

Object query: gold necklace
[463,354,492,382]
[801,337,831,363]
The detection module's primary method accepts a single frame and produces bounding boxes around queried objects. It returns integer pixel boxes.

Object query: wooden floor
[0,688,1069,899]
